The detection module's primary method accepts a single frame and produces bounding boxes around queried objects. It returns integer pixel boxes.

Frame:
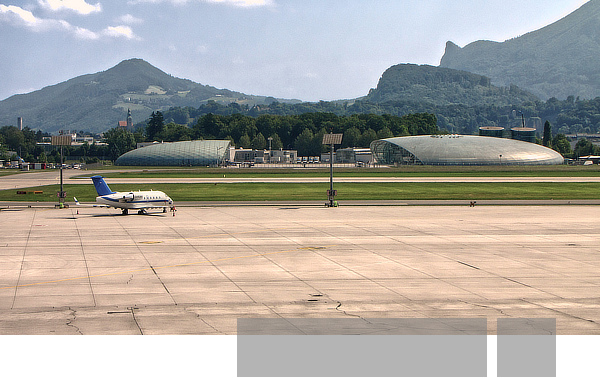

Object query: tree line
[104,111,439,159]
[0,126,109,164]
[155,96,600,137]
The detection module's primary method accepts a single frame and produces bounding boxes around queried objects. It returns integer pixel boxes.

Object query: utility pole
[322,133,343,207]
[51,135,72,208]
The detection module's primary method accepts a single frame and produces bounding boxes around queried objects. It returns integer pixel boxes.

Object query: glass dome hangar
[115,140,231,166]
[370,135,564,166]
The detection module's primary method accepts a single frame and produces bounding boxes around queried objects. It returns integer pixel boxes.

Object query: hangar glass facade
[370,135,564,166]
[115,140,231,166]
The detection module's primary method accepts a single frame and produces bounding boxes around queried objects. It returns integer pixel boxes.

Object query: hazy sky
[0,0,590,102]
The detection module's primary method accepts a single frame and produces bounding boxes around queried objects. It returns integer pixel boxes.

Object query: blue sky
[0,0,590,101]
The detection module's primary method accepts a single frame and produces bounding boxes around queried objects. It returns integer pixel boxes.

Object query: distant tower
[17,117,23,131]
[127,109,133,129]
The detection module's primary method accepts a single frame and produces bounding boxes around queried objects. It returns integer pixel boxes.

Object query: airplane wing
[73,197,109,208]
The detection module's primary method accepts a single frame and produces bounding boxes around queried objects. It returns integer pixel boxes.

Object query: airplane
[74,175,175,215]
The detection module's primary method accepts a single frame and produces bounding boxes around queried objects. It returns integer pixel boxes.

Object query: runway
[2,169,600,191]
[0,204,599,335]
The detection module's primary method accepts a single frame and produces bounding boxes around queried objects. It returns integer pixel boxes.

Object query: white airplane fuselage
[96,190,173,210]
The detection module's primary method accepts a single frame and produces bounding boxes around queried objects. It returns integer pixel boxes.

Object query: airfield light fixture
[51,135,72,208]
[322,133,343,207]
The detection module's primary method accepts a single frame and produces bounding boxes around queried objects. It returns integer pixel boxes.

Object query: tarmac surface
[1,204,599,335]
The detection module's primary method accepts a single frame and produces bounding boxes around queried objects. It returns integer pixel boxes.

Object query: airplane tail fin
[91,176,115,196]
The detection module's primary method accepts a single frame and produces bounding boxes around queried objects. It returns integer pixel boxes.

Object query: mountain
[0,59,288,133]
[365,64,538,106]
[440,0,600,100]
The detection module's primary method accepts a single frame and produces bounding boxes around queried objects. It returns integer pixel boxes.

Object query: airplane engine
[120,193,135,202]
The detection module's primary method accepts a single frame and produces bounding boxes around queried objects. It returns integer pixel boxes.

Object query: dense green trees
[186,112,438,156]
[127,111,438,157]
[159,96,600,139]
[552,134,573,157]
[104,127,136,161]
[573,138,600,158]
[0,126,45,162]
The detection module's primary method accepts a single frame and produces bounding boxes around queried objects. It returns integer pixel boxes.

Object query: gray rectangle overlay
[238,318,487,335]
[237,318,487,377]
[497,318,556,377]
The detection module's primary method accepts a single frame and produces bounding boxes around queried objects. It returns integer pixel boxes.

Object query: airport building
[229,148,298,164]
[115,140,231,166]
[370,135,564,166]
[336,147,373,165]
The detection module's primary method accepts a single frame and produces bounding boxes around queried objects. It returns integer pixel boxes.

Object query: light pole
[267,137,273,164]
[51,135,72,208]
[322,133,343,207]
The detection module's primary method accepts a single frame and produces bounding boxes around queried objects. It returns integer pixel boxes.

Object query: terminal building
[370,135,564,166]
[115,140,230,166]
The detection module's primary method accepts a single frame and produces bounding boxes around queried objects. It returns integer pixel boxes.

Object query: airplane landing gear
[138,209,147,215]
[122,208,129,215]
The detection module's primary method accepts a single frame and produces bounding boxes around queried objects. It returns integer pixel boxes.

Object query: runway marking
[0,244,338,291]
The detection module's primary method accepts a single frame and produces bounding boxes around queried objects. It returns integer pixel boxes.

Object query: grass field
[89,165,600,178]
[3,182,599,202]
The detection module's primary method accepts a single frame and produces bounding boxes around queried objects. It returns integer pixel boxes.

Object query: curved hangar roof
[115,140,231,166]
[370,135,564,165]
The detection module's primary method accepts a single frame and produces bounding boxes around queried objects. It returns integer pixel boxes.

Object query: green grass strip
[2,182,599,202]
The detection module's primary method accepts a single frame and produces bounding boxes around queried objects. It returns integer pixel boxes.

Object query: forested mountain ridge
[365,64,538,106]
[0,59,288,133]
[440,0,600,100]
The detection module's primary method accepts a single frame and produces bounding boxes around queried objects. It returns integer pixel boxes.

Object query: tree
[269,134,283,150]
[1,126,25,151]
[146,111,165,141]
[552,134,572,157]
[542,121,552,148]
[104,127,136,161]
[238,134,251,148]
[574,138,595,158]
[294,128,315,156]
[162,122,191,142]
[377,127,394,139]
[360,128,378,147]
[343,126,361,148]
[251,132,267,150]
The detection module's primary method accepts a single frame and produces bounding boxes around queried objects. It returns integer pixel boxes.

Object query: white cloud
[38,0,102,15]
[0,4,69,30]
[117,14,143,24]
[0,4,140,40]
[1,4,42,27]
[73,25,100,39]
[128,0,273,7]
[103,25,139,40]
